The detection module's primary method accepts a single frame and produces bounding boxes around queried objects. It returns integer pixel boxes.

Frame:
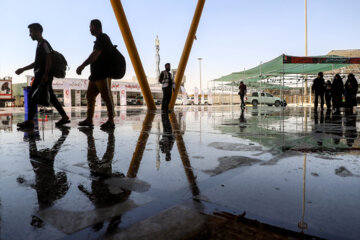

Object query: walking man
[312,72,325,111]
[15,23,70,129]
[76,19,115,130]
[159,63,175,112]
[238,81,247,108]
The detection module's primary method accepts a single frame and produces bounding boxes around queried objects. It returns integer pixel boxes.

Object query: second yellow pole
[169,0,206,109]
[110,0,156,110]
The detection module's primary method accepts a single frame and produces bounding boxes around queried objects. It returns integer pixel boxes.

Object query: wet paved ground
[0,105,359,240]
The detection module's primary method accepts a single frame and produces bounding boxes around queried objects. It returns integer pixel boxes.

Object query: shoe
[100,121,115,130]
[78,120,94,127]
[55,118,70,127]
[17,121,34,129]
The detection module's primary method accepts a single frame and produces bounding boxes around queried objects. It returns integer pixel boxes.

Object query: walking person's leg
[79,80,98,126]
[97,78,115,129]
[314,93,319,110]
[162,88,171,112]
[48,82,70,126]
[320,93,324,110]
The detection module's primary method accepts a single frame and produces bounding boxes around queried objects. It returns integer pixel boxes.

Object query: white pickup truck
[245,92,286,107]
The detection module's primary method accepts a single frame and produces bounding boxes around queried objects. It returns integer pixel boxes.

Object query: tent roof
[213,54,360,83]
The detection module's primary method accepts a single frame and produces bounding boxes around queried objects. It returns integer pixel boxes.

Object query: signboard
[181,86,187,105]
[0,80,12,100]
[194,87,199,105]
[208,89,213,105]
[120,85,127,106]
[63,81,71,107]
[283,55,360,64]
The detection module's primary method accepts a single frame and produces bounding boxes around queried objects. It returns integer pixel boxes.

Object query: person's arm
[159,71,164,83]
[76,49,102,75]
[15,62,35,75]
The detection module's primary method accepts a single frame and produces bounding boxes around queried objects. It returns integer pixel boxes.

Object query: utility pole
[198,58,203,104]
[304,0,309,103]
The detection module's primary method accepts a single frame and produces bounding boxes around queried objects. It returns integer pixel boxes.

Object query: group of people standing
[312,72,358,113]
[16,19,116,130]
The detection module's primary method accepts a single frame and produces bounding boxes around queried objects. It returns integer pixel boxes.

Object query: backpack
[51,51,68,78]
[110,45,126,79]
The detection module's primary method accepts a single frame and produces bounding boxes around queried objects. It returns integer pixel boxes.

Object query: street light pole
[198,58,203,104]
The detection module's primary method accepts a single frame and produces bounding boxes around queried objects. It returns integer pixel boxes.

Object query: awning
[213,54,360,84]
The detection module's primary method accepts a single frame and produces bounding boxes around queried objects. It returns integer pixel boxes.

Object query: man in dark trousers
[312,72,325,111]
[15,23,70,129]
[238,81,247,108]
[77,19,115,130]
[159,63,175,112]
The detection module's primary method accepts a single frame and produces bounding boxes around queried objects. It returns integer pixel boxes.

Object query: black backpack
[51,50,68,78]
[110,45,126,79]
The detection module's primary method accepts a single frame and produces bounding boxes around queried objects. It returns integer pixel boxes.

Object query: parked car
[127,96,144,105]
[155,99,161,105]
[175,97,183,105]
[245,92,286,107]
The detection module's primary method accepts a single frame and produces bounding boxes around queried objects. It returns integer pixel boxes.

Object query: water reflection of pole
[127,113,155,178]
[169,112,200,196]
[156,118,160,170]
[298,153,308,232]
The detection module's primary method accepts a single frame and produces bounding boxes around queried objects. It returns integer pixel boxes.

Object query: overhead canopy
[213,54,360,83]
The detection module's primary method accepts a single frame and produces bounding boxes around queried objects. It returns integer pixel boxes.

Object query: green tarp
[213,54,350,84]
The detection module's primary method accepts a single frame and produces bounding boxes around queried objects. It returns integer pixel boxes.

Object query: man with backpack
[15,23,70,129]
[76,19,115,130]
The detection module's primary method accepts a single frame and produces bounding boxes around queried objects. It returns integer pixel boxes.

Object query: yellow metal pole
[110,0,156,110]
[169,0,206,109]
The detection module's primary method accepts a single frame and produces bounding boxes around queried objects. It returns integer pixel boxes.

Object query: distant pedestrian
[324,80,332,110]
[76,19,115,130]
[344,73,358,111]
[331,74,344,114]
[312,72,325,111]
[15,23,70,129]
[159,63,175,112]
[238,81,247,108]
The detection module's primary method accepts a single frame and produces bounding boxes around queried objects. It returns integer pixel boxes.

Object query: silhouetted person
[78,127,130,233]
[312,72,325,111]
[238,81,247,108]
[344,73,358,113]
[15,23,70,129]
[159,63,175,112]
[344,111,358,147]
[331,74,344,114]
[325,80,332,111]
[76,19,115,130]
[160,113,175,161]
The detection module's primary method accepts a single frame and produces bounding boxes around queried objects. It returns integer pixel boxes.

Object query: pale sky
[0,0,359,91]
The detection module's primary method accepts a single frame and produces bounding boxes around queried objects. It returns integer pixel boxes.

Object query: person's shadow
[313,111,324,146]
[330,113,343,145]
[344,111,358,147]
[160,113,175,161]
[17,126,70,227]
[239,108,247,132]
[77,127,130,233]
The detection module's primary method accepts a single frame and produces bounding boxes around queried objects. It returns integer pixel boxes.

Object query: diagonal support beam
[169,0,206,110]
[110,0,156,110]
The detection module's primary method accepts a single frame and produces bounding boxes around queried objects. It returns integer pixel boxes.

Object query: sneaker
[17,121,34,129]
[100,121,115,130]
[78,120,94,127]
[55,118,71,127]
